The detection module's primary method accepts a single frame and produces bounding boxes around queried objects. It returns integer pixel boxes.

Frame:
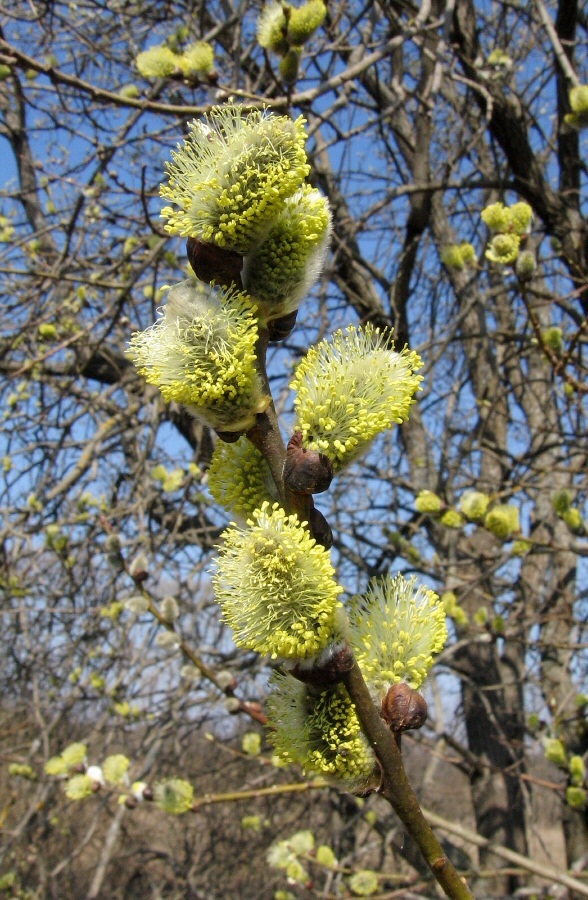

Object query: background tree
[0,0,586,896]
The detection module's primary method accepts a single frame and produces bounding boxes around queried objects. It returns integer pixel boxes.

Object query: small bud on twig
[186,237,243,288]
[309,505,333,549]
[289,644,354,690]
[267,310,298,342]
[381,683,428,732]
[283,432,333,495]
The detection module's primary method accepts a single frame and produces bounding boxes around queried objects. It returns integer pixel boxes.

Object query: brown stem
[245,327,313,524]
[343,660,474,900]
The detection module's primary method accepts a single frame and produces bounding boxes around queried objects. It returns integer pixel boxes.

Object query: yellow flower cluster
[481,201,533,266]
[136,41,214,79]
[349,574,447,697]
[213,502,343,660]
[267,675,376,790]
[565,86,588,130]
[160,106,310,253]
[290,324,422,470]
[440,242,476,271]
[243,186,331,318]
[207,437,279,519]
[127,279,268,432]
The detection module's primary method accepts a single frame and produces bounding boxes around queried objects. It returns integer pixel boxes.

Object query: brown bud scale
[289,645,354,690]
[186,237,243,288]
[267,310,298,342]
[283,432,334,495]
[381,683,428,732]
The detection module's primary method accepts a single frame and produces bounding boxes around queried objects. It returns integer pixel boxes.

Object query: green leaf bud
[563,508,584,534]
[542,327,563,354]
[459,490,490,521]
[415,490,443,515]
[154,778,194,814]
[566,786,587,809]
[316,845,336,866]
[440,509,465,528]
[38,323,58,340]
[509,202,533,235]
[515,249,537,280]
[288,830,315,854]
[0,64,12,81]
[285,860,308,884]
[287,1,327,46]
[127,279,269,432]
[487,49,512,70]
[348,870,380,896]
[543,737,566,767]
[213,502,343,661]
[178,41,215,77]
[484,504,520,540]
[492,614,505,635]
[440,244,466,270]
[291,324,422,471]
[349,574,447,697]
[8,763,36,780]
[119,84,140,99]
[242,732,262,756]
[267,675,377,791]
[552,489,572,515]
[61,743,88,768]
[161,596,180,622]
[160,105,310,253]
[485,233,521,265]
[481,202,512,233]
[241,814,263,831]
[279,47,301,85]
[257,2,289,53]
[569,755,586,786]
[136,45,178,78]
[65,774,95,800]
[511,539,531,556]
[565,86,588,130]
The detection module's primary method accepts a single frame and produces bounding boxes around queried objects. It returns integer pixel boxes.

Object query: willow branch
[343,660,474,900]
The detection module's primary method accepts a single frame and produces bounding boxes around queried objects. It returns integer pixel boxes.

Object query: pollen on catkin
[267,673,377,790]
[243,186,331,320]
[349,573,447,699]
[257,2,289,53]
[178,41,215,77]
[207,437,280,519]
[160,105,310,253]
[290,324,422,471]
[127,279,268,432]
[287,0,327,46]
[213,502,343,660]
